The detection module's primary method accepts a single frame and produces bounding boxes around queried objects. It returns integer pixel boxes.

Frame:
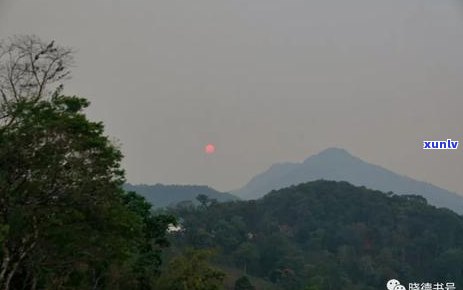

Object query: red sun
[204,144,216,154]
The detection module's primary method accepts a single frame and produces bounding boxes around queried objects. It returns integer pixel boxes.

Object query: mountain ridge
[232,148,463,214]
[124,183,238,208]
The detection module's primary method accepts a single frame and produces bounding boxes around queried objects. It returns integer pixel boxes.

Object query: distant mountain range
[124,183,238,208]
[232,147,463,214]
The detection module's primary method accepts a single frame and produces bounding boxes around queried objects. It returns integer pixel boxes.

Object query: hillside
[171,180,463,289]
[232,148,463,214]
[124,183,238,208]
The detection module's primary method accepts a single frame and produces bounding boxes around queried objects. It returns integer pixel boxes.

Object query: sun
[204,144,216,154]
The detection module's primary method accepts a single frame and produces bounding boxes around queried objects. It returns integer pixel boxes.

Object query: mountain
[232,147,463,214]
[124,183,238,208]
[172,180,463,289]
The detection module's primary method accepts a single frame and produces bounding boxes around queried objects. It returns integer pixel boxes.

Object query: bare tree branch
[0,35,74,105]
[0,35,74,130]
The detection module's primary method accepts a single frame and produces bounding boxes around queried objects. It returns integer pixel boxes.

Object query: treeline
[123,183,237,209]
[169,181,463,290]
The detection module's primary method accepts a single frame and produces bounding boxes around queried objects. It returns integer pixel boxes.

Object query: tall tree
[0,35,77,289]
[0,36,175,289]
[153,249,226,290]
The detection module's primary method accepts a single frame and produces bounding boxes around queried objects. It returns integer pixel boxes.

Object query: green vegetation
[234,276,256,290]
[0,36,175,289]
[2,36,463,290]
[154,249,226,290]
[232,147,463,214]
[170,181,463,289]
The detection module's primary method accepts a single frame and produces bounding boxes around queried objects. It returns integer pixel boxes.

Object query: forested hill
[172,180,463,290]
[232,148,463,214]
[124,183,238,208]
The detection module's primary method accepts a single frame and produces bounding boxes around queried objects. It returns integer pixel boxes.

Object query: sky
[1,0,463,193]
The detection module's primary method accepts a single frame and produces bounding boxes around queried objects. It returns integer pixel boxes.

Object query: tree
[122,191,176,289]
[232,242,259,274]
[0,36,80,288]
[153,249,226,290]
[234,276,255,290]
[0,94,139,289]
[0,36,175,289]
[0,35,74,135]
[197,194,218,208]
[0,35,73,104]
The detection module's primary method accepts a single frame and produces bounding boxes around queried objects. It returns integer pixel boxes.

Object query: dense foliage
[154,249,226,290]
[0,94,176,289]
[232,148,463,214]
[171,180,463,290]
[0,36,175,290]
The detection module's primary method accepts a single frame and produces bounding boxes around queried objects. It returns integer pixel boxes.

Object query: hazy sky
[1,0,463,193]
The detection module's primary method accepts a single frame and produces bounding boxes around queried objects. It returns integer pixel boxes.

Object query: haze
[1,0,462,194]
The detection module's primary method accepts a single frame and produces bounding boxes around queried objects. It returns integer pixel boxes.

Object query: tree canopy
[170,180,463,290]
[0,36,175,290]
